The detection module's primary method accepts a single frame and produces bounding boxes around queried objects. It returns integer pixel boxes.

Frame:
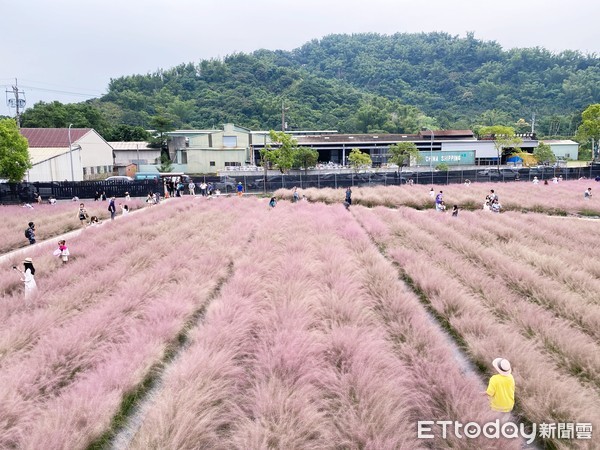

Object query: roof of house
[418,130,475,138]
[541,140,579,145]
[20,128,92,148]
[108,141,154,150]
[296,134,419,144]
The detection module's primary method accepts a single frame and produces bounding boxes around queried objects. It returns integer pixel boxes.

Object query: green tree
[0,118,31,181]
[293,147,319,172]
[347,148,372,172]
[104,124,150,141]
[478,125,522,170]
[158,153,173,172]
[435,162,449,172]
[533,142,556,165]
[575,104,600,158]
[149,113,176,149]
[265,130,298,173]
[388,142,419,175]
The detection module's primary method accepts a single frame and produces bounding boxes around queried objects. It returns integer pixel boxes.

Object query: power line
[18,85,103,98]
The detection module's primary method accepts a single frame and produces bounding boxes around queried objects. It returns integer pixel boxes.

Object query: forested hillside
[20,32,600,137]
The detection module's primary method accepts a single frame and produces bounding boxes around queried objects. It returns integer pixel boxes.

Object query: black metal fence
[3,166,600,203]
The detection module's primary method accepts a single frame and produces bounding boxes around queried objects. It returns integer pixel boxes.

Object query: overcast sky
[2,0,598,117]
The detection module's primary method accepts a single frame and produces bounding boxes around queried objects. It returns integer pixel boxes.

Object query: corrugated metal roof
[296,134,419,144]
[108,141,152,150]
[20,128,92,147]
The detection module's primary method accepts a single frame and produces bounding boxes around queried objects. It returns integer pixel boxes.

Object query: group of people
[431,189,459,216]
[483,189,501,213]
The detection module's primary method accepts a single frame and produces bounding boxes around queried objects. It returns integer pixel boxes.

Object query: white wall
[114,149,161,165]
[77,131,114,177]
[26,149,83,182]
[442,140,497,158]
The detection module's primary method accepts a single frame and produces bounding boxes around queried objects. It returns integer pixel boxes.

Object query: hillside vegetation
[20,32,600,138]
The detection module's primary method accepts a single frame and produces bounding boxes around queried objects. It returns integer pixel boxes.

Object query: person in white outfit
[14,257,37,303]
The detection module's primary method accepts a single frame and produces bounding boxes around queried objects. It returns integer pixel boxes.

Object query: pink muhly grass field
[352,205,600,448]
[277,179,600,215]
[130,201,516,449]
[0,198,262,448]
[3,191,599,449]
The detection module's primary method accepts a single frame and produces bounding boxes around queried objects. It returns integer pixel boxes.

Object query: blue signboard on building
[418,150,475,166]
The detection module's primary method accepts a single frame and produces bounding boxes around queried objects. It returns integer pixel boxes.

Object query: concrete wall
[114,149,161,166]
[549,143,579,160]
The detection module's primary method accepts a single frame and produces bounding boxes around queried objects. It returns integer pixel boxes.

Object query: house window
[90,167,95,174]
[83,167,87,175]
[223,136,237,148]
[97,166,102,174]
[181,150,188,164]
[210,161,215,167]
[565,153,570,158]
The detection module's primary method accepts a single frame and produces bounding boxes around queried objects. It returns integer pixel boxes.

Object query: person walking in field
[25,222,36,245]
[484,357,515,413]
[108,197,116,220]
[188,181,196,196]
[345,187,352,207]
[237,182,244,196]
[13,257,37,303]
[452,205,459,217]
[435,190,443,211]
[269,197,277,208]
[292,187,300,203]
[429,187,435,198]
[77,203,89,227]
[584,187,592,199]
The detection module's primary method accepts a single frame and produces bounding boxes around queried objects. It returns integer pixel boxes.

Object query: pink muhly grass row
[0,199,209,353]
[0,198,260,449]
[277,179,600,214]
[353,206,600,448]
[132,201,514,449]
[0,199,145,254]
[432,209,600,343]
[386,207,600,393]
[464,210,600,303]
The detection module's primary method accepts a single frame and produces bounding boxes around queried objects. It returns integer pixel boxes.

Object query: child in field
[269,197,277,208]
[56,240,69,264]
[484,358,515,412]
[584,188,592,198]
[452,205,459,217]
[89,215,100,226]
[77,203,89,226]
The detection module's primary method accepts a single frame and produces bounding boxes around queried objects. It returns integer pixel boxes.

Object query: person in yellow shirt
[485,357,515,412]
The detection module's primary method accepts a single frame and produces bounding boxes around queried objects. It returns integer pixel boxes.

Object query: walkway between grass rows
[0,199,167,266]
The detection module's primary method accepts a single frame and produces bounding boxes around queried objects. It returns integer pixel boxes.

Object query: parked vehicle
[134,172,161,181]
[105,176,134,182]
[478,168,520,180]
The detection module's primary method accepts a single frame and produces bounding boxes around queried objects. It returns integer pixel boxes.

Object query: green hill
[21,32,600,137]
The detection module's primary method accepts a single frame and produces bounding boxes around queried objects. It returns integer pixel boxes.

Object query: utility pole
[6,78,26,128]
[531,113,535,135]
[281,100,289,132]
